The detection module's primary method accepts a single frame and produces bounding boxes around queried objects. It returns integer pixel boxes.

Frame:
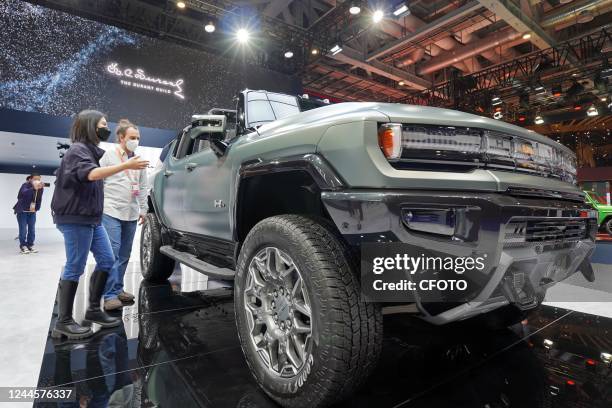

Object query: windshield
[589,191,607,204]
[246,91,301,128]
[244,91,331,129]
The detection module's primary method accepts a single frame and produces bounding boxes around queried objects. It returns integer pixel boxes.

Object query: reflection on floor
[34,263,612,408]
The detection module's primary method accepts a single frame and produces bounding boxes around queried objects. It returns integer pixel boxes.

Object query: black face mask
[97,127,111,142]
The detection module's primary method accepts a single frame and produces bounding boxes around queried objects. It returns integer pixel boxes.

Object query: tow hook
[579,259,595,282]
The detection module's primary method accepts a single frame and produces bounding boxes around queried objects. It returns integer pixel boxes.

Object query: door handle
[185,163,197,171]
[164,170,174,177]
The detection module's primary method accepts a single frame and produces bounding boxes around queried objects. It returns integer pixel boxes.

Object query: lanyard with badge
[116,147,140,198]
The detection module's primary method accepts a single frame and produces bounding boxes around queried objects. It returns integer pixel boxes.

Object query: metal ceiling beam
[366,1,483,62]
[329,46,430,90]
[477,0,556,49]
[263,0,294,18]
[309,63,408,98]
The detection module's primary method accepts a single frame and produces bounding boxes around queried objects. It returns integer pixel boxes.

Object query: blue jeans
[57,224,116,282]
[101,214,137,300]
[16,212,36,247]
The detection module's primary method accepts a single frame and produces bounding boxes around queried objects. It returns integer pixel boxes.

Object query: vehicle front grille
[505,218,589,245]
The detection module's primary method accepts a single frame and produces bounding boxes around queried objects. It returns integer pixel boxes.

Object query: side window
[172,131,185,158]
[191,139,210,155]
[175,130,195,159]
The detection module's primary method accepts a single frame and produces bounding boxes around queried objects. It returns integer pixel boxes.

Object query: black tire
[234,215,383,408]
[140,213,175,282]
[605,217,612,236]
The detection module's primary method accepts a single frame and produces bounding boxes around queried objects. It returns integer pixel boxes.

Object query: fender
[231,153,346,242]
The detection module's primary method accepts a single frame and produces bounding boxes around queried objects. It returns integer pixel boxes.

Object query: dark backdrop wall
[0,0,302,131]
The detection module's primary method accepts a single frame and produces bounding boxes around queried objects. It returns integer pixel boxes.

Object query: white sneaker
[27,246,38,253]
[20,246,30,254]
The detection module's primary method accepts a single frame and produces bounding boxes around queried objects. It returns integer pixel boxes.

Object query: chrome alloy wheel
[141,221,152,270]
[243,247,312,378]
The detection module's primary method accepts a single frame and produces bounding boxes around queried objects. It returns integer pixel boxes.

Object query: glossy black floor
[35,263,612,408]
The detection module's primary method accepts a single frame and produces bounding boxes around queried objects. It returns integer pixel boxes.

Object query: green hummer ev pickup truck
[140,90,597,408]
[584,190,612,235]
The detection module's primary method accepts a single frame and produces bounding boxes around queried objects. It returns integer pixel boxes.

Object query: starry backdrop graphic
[0,0,301,130]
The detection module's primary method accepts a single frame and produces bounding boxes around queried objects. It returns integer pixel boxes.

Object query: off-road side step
[160,245,235,280]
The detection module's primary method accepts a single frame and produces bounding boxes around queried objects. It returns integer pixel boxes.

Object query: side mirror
[189,114,227,141]
[189,114,229,157]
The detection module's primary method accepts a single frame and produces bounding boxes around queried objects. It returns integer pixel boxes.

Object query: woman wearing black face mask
[51,110,149,339]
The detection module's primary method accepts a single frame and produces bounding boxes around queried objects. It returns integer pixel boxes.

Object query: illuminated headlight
[399,125,482,161]
[381,124,578,185]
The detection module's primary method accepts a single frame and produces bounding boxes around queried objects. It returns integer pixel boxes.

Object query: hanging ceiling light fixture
[204,22,215,33]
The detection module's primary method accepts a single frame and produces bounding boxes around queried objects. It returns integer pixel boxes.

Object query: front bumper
[321,190,597,325]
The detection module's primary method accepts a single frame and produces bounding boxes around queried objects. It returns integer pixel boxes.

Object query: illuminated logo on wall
[106,62,185,100]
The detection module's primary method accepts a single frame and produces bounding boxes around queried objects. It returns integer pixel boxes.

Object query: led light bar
[381,124,577,184]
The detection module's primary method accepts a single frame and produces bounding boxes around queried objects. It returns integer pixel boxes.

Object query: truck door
[181,137,233,241]
[157,130,192,231]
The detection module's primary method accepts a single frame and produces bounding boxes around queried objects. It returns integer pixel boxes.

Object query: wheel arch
[233,154,345,243]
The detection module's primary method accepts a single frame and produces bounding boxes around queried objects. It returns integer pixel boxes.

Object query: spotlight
[349,4,361,15]
[535,115,544,124]
[176,1,186,9]
[518,114,526,122]
[491,96,502,106]
[493,111,503,120]
[372,10,384,23]
[522,32,532,40]
[311,48,319,55]
[236,28,250,44]
[393,2,410,17]
[284,51,294,58]
[587,104,599,116]
[601,352,612,364]
[543,339,554,349]
[398,81,405,86]
[204,22,215,33]
[533,83,546,94]
[330,44,343,55]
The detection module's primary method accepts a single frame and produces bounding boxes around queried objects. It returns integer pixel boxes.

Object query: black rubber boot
[51,280,93,340]
[84,270,121,328]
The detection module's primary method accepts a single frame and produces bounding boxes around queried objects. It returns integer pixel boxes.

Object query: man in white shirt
[100,120,148,310]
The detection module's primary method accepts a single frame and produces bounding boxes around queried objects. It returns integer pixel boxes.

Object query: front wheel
[234,215,382,408]
[605,217,612,236]
[140,213,175,282]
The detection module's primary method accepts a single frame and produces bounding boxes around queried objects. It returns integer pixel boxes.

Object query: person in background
[100,119,148,311]
[51,110,149,340]
[13,173,44,254]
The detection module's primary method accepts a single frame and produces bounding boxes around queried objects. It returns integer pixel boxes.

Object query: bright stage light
[204,22,215,33]
[372,10,384,23]
[330,44,343,55]
[236,28,250,44]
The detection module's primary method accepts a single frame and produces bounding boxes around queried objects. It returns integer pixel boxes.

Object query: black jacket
[51,142,105,225]
[13,182,43,213]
